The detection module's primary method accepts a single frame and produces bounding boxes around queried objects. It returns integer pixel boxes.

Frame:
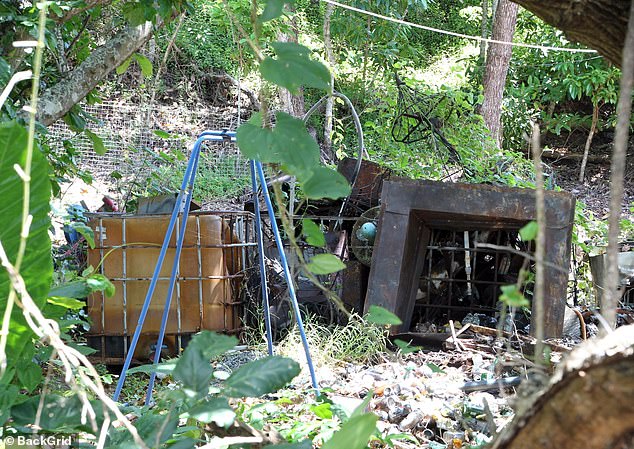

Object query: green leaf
[86,274,115,297]
[426,362,445,374]
[394,339,422,354]
[116,57,133,75]
[302,166,351,200]
[306,253,346,275]
[264,441,312,449]
[128,359,177,375]
[187,331,239,360]
[350,392,373,418]
[85,129,106,155]
[302,219,326,247]
[519,221,538,241]
[71,221,95,248]
[321,414,377,449]
[224,356,300,397]
[47,296,85,310]
[16,360,42,393]
[0,384,18,425]
[153,129,173,138]
[173,332,238,394]
[260,42,331,94]
[63,107,86,132]
[183,397,236,427]
[273,112,320,175]
[259,0,296,22]
[67,342,97,356]
[12,395,103,433]
[365,305,402,326]
[134,53,153,78]
[48,280,91,299]
[236,113,276,162]
[499,284,530,308]
[310,402,333,419]
[0,121,52,372]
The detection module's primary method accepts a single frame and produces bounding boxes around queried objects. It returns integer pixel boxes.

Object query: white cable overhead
[321,0,598,54]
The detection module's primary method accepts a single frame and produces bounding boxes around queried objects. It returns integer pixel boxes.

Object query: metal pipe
[113,134,204,402]
[255,161,319,392]
[251,160,274,357]
[145,138,202,405]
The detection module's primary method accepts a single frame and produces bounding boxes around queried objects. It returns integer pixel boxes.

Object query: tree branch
[53,0,113,23]
[511,0,629,67]
[36,21,156,126]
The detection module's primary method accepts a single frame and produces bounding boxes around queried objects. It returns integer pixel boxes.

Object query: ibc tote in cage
[85,211,255,363]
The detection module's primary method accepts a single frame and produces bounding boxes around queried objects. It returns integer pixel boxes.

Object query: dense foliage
[0,0,628,447]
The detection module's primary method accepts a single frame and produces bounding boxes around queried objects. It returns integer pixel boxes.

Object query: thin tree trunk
[479,0,489,63]
[531,123,546,363]
[323,3,336,162]
[579,102,600,182]
[604,0,634,331]
[480,0,518,148]
[277,12,305,118]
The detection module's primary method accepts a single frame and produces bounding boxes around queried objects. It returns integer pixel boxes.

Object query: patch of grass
[276,313,389,367]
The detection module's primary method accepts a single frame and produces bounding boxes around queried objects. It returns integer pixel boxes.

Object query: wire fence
[47,100,249,182]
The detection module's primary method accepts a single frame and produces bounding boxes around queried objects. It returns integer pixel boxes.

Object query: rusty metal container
[86,211,255,363]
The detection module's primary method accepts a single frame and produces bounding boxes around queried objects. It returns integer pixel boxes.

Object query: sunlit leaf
[394,339,422,354]
[302,166,351,200]
[183,397,236,427]
[305,253,345,275]
[519,221,538,241]
[302,219,326,247]
[224,356,300,397]
[85,129,106,155]
[0,121,52,371]
[134,53,153,78]
[259,0,296,22]
[321,414,377,449]
[365,305,402,326]
[47,296,85,310]
[260,42,331,94]
[499,284,530,308]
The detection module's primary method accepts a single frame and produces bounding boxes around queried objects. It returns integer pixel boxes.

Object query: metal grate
[46,100,248,181]
[414,229,533,326]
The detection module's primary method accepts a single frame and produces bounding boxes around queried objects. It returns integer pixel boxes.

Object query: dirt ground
[544,133,634,219]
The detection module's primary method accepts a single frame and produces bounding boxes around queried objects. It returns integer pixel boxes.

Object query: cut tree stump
[491,324,634,449]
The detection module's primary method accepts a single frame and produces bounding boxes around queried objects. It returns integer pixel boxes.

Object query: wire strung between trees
[321,0,598,54]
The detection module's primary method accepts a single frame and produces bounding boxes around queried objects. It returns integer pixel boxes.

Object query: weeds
[276,313,389,368]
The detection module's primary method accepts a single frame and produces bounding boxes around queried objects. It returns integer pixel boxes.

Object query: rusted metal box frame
[86,211,256,364]
[364,179,575,338]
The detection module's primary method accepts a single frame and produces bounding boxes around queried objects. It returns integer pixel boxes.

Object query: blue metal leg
[144,140,203,405]
[254,161,319,393]
[250,160,274,356]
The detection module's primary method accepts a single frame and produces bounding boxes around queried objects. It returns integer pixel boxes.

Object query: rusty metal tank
[85,211,254,363]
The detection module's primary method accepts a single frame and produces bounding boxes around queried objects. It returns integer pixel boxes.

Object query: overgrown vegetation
[0,0,632,447]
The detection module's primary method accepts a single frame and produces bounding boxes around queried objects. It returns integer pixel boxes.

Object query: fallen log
[491,324,634,449]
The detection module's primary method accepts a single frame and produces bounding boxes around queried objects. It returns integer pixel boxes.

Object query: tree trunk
[277,13,305,118]
[481,0,519,148]
[36,21,155,126]
[510,0,629,68]
[323,3,336,162]
[578,102,600,182]
[604,0,634,330]
[491,325,634,449]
